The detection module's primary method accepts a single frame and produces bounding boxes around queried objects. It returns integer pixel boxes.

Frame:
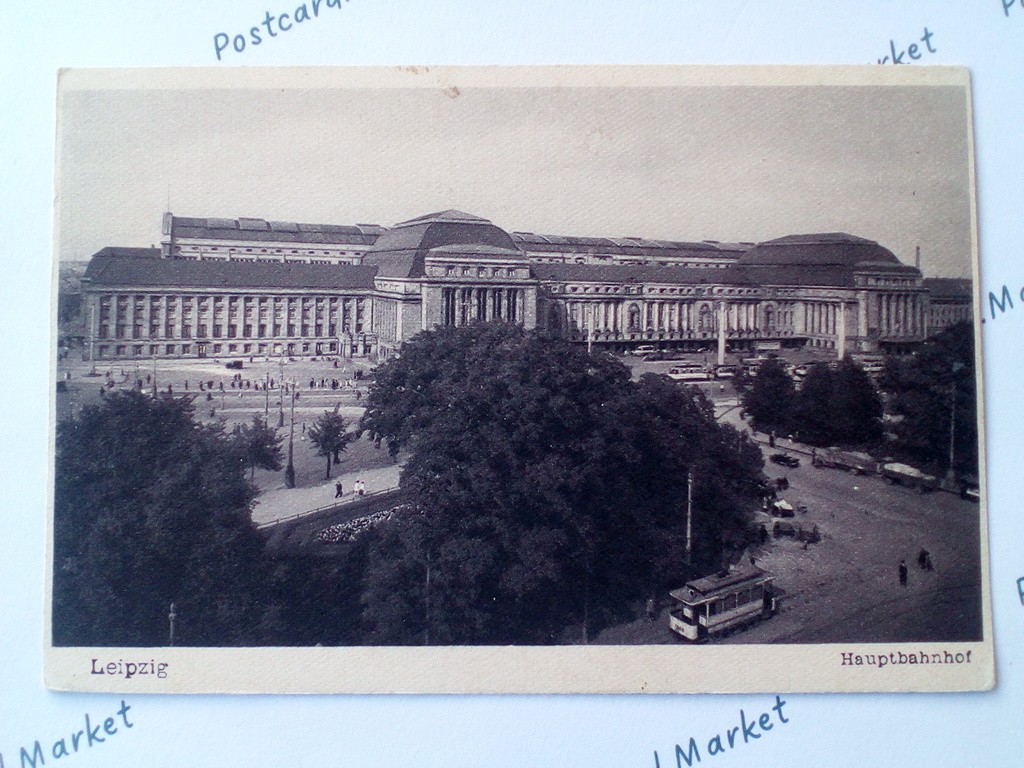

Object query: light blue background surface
[1,2,1021,765]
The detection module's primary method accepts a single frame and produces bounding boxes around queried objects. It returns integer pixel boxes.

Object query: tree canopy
[233,414,284,479]
[308,405,355,479]
[878,322,977,475]
[741,358,795,435]
[791,358,882,447]
[359,323,763,644]
[53,391,276,646]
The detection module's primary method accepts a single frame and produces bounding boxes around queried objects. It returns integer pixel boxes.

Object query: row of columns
[442,287,524,326]
[878,292,926,337]
[563,299,795,335]
[92,291,369,343]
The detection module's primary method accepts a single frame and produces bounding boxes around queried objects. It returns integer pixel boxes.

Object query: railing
[256,484,402,529]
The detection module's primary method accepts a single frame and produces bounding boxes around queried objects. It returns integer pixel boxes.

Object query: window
[258,324,266,338]
[243,324,252,338]
[166,344,175,354]
[150,324,160,338]
[99,325,109,339]
[165,323,174,337]
[116,324,126,339]
[97,346,107,358]
[182,344,191,355]
[301,324,309,336]
[197,324,207,338]
[182,325,192,339]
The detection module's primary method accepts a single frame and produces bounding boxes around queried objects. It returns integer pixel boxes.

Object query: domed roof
[362,210,522,278]
[738,233,904,270]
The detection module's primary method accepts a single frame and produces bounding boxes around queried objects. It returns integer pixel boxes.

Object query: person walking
[335,481,343,499]
[899,560,908,587]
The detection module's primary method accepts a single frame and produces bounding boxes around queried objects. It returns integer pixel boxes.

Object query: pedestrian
[645,597,656,622]
[917,549,928,570]
[356,479,365,497]
[899,560,908,587]
[99,385,105,397]
[768,431,776,448]
[335,481,343,499]
[925,552,934,571]
[184,380,189,390]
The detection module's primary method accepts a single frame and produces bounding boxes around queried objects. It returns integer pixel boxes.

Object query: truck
[879,462,939,493]
[812,447,877,475]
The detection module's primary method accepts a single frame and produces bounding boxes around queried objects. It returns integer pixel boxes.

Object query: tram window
[751,585,763,602]
[708,600,721,616]
[724,594,737,611]
[737,589,751,606]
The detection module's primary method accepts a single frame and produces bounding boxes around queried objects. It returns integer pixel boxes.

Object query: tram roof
[670,564,773,604]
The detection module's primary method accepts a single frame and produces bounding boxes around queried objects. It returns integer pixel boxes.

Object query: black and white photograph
[46,66,990,693]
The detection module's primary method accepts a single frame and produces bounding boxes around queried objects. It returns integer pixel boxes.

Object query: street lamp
[685,467,694,567]
[946,361,965,485]
[168,602,177,647]
[278,355,285,428]
[285,381,296,488]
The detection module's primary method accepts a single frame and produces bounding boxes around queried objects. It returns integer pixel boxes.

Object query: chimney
[915,245,921,270]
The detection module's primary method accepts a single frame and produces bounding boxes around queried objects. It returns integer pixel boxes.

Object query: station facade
[80,210,965,364]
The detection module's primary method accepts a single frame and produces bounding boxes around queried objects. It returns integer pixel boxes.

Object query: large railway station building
[79,210,968,364]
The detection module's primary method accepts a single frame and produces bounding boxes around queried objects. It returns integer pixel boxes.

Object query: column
[717,301,727,366]
[837,302,847,359]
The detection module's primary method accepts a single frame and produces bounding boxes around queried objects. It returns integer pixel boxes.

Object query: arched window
[547,304,563,335]
[698,304,712,332]
[627,304,641,333]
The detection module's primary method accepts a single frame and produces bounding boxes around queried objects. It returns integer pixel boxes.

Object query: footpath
[251,463,402,527]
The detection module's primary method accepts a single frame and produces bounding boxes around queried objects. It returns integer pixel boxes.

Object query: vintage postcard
[46,65,991,693]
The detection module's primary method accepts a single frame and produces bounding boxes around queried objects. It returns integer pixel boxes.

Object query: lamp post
[285,381,296,488]
[277,355,285,428]
[946,361,965,486]
[168,602,177,647]
[685,467,694,568]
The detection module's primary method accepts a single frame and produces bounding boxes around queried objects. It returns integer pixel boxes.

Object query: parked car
[770,453,800,468]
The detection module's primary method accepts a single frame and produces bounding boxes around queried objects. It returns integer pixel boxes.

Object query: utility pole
[946,377,957,486]
[685,467,694,567]
[88,302,97,375]
[264,369,270,419]
[285,382,296,488]
[152,354,158,397]
[278,356,285,428]
[168,602,177,647]
[424,563,431,646]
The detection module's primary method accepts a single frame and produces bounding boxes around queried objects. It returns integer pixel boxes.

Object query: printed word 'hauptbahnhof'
[214,0,350,61]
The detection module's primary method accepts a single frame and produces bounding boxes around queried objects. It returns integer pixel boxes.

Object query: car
[770,453,800,468]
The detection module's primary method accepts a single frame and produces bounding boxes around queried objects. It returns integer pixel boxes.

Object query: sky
[55,68,973,277]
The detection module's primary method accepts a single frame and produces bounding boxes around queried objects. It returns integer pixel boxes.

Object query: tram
[667,364,711,382]
[668,564,778,642]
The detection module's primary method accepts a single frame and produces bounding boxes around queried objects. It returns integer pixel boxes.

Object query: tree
[791,358,882,447]
[53,391,277,646]
[831,357,883,445]
[232,414,284,479]
[308,405,355,480]
[791,363,837,446]
[741,358,795,435]
[358,322,763,645]
[879,322,977,475]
